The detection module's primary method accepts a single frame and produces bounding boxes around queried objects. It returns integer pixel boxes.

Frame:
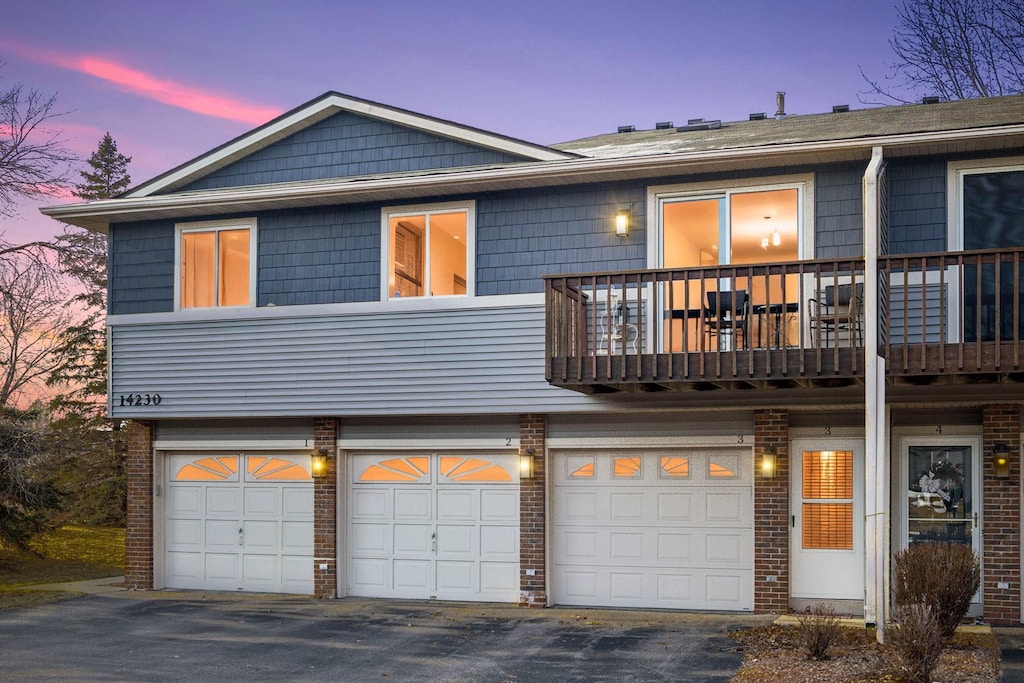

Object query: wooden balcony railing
[544,258,867,391]
[545,248,1024,392]
[882,247,1024,379]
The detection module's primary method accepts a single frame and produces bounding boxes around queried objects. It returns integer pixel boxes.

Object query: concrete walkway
[994,626,1024,683]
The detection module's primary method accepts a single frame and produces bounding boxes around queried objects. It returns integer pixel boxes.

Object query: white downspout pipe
[863,146,888,642]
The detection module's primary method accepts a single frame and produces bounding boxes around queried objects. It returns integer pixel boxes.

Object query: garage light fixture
[993,442,1011,479]
[520,448,536,479]
[761,447,777,479]
[311,448,331,478]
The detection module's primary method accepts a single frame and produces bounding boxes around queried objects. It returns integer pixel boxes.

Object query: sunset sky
[2,0,901,245]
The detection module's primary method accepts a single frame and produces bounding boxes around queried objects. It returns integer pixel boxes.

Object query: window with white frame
[383,203,473,299]
[176,218,256,309]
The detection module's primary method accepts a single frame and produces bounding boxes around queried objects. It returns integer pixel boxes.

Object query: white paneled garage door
[348,453,519,602]
[164,453,314,594]
[552,449,753,610]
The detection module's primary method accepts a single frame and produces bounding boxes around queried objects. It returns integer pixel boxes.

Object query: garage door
[348,453,519,602]
[552,449,753,610]
[165,453,314,594]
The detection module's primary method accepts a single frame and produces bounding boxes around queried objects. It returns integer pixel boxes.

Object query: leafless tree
[0,253,76,408]
[862,0,1024,103]
[0,73,76,217]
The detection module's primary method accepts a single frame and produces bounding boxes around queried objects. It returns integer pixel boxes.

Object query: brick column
[519,414,547,607]
[313,418,339,598]
[125,420,154,590]
[982,404,1021,625]
[754,409,789,613]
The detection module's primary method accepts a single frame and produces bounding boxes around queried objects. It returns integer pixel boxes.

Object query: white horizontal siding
[110,303,595,418]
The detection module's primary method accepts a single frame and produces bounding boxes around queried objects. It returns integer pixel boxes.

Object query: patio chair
[808,283,863,348]
[704,290,749,351]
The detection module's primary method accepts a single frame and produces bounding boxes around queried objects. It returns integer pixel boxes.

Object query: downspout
[863,146,888,642]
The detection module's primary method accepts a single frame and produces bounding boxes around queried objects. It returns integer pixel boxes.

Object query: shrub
[795,603,842,660]
[887,603,946,683]
[891,542,980,639]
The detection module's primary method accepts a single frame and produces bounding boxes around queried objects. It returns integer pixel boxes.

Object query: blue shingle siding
[176,112,531,192]
[109,220,175,315]
[887,160,946,254]
[815,166,864,258]
[258,206,380,306]
[476,185,648,295]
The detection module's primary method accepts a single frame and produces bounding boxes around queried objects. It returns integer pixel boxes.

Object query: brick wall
[982,404,1021,625]
[313,417,339,598]
[125,420,154,590]
[519,414,547,607]
[754,409,789,613]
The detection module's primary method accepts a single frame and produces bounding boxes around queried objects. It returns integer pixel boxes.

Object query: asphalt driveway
[0,586,771,682]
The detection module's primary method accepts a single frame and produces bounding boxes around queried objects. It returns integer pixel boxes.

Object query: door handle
[431,531,437,553]
[239,527,244,546]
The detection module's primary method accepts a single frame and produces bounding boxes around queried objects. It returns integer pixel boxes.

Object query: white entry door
[790,439,864,600]
[552,449,754,610]
[348,452,519,602]
[164,453,314,593]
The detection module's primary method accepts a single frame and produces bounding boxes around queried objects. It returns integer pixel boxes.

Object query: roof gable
[128,92,576,197]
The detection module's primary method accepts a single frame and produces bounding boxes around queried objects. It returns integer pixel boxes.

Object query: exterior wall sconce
[311,448,331,479]
[993,442,1011,479]
[614,207,631,237]
[520,448,536,479]
[761,447,777,478]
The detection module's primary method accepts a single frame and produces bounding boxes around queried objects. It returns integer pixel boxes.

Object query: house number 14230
[118,393,162,407]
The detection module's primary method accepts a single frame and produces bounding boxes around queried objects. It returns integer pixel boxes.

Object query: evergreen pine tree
[74,132,132,200]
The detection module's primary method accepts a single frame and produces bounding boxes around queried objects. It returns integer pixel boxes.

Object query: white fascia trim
[43,123,1024,225]
[106,291,543,327]
[126,95,572,198]
[153,439,313,450]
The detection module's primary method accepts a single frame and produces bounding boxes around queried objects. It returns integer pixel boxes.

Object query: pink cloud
[2,39,282,125]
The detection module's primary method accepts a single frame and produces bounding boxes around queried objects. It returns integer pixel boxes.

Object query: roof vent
[749,112,767,121]
[922,95,940,105]
[676,119,722,132]
[832,104,850,113]
[617,125,636,133]
[655,121,674,130]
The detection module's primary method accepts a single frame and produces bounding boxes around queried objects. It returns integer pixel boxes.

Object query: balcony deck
[544,249,1024,393]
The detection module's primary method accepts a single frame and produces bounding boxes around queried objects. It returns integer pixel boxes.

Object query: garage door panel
[167,519,202,549]
[205,520,240,549]
[243,520,278,551]
[165,453,313,594]
[437,524,474,555]
[351,523,388,554]
[437,490,475,520]
[206,487,241,515]
[205,553,239,582]
[282,487,314,516]
[395,489,432,519]
[435,561,474,592]
[480,525,517,558]
[480,490,517,521]
[282,521,313,551]
[553,449,753,611]
[167,486,202,515]
[656,492,695,522]
[352,488,389,518]
[393,559,431,590]
[348,452,519,602]
[610,492,645,520]
[394,524,432,554]
[242,554,277,583]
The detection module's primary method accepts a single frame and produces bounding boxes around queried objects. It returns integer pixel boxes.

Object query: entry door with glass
[903,441,979,552]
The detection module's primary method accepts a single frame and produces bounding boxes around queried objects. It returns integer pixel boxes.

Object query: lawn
[0,526,124,610]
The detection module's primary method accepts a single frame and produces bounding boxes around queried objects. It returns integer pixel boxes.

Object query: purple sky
[1,0,900,245]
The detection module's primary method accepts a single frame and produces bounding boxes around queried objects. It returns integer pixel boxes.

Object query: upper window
[383,203,474,299]
[176,218,256,310]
